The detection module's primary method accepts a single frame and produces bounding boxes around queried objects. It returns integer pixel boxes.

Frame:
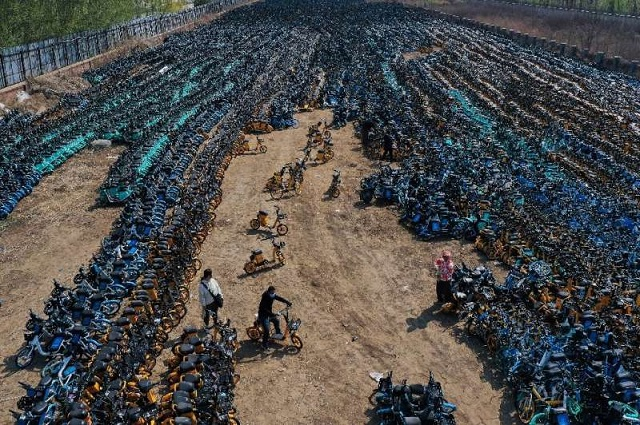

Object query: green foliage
[422,0,639,15]
[0,0,189,49]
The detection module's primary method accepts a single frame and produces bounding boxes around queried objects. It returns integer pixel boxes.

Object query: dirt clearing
[180,110,513,425]
[0,110,514,424]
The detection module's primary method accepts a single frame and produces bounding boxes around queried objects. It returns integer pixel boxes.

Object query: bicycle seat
[172,391,191,403]
[616,368,633,380]
[126,407,142,420]
[187,336,203,347]
[182,325,198,336]
[176,381,195,393]
[259,210,268,216]
[31,401,48,415]
[179,361,196,373]
[251,249,263,256]
[69,407,89,419]
[108,379,123,391]
[115,317,131,327]
[181,373,201,385]
[107,331,124,342]
[175,402,194,415]
[617,380,637,391]
[175,417,193,425]
[544,367,562,379]
[138,379,154,393]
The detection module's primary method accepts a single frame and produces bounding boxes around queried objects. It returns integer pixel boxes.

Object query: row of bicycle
[435,261,640,424]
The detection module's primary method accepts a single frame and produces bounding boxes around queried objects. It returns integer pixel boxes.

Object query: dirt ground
[0,145,124,422]
[0,110,515,424]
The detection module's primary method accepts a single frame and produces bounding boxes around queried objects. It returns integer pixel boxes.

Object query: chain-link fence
[0,0,247,89]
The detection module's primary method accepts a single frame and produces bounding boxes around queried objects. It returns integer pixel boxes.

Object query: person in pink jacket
[434,250,454,303]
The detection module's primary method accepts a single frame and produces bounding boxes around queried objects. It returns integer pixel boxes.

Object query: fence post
[37,45,43,75]
[19,50,27,80]
[0,54,5,89]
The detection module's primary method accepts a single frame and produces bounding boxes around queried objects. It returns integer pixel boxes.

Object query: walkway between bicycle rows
[180,109,513,424]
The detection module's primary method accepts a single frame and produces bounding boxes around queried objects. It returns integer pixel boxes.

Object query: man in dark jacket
[258,285,292,349]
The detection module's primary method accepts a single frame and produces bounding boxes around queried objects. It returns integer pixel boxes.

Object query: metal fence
[0,0,247,89]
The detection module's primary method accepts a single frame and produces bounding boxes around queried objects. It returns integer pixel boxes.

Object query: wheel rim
[277,224,288,235]
[291,335,303,349]
[516,391,534,423]
[16,346,34,368]
[244,262,256,274]
[246,327,261,341]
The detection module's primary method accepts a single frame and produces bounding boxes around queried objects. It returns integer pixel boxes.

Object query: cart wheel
[276,223,288,236]
[250,218,260,230]
[244,262,257,275]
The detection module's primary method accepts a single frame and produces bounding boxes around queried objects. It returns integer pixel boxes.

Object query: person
[383,132,394,161]
[257,285,291,349]
[434,250,454,303]
[198,268,223,328]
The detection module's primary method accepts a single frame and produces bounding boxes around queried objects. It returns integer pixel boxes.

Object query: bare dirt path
[0,146,124,422]
[180,110,514,425]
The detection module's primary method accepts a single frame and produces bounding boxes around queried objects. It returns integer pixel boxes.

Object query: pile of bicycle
[4,0,640,423]
[369,371,457,425]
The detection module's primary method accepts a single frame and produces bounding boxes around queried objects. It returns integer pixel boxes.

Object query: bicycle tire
[246,326,261,341]
[515,390,535,423]
[101,300,121,317]
[291,335,303,350]
[270,187,284,200]
[15,346,35,369]
[276,223,288,236]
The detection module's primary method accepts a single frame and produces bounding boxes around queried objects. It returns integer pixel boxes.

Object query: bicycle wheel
[291,335,303,350]
[250,219,260,230]
[173,303,187,319]
[160,317,174,333]
[246,326,261,341]
[486,333,498,353]
[244,262,257,275]
[332,187,340,198]
[41,357,63,378]
[515,390,535,423]
[276,223,288,236]
[179,287,190,304]
[15,346,35,369]
[193,258,202,271]
[270,187,284,200]
[259,145,267,153]
[101,300,121,317]
[465,319,477,336]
